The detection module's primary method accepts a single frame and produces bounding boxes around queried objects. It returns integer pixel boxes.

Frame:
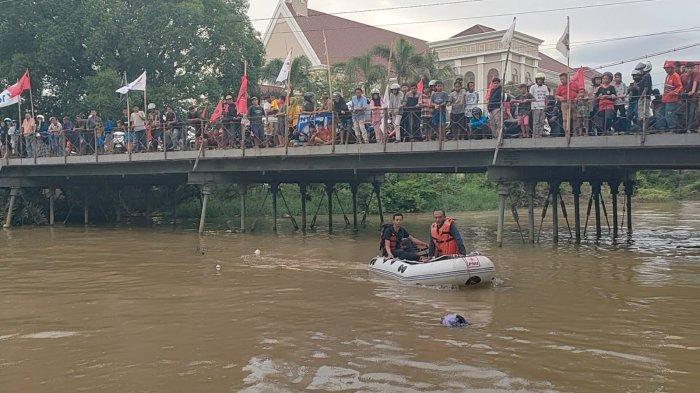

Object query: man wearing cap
[530,73,550,137]
[387,83,403,141]
[660,63,683,132]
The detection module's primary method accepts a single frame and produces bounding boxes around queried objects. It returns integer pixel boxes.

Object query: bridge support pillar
[325,183,334,234]
[550,182,560,244]
[350,182,359,231]
[84,193,89,225]
[3,187,19,229]
[592,181,602,240]
[48,187,55,226]
[624,180,634,237]
[299,184,307,234]
[239,184,247,233]
[270,182,279,233]
[198,184,212,235]
[373,182,384,224]
[526,182,536,244]
[496,183,508,247]
[609,180,620,239]
[571,181,582,243]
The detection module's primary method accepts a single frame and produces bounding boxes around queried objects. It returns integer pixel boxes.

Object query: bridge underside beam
[487,166,636,184]
[187,171,385,186]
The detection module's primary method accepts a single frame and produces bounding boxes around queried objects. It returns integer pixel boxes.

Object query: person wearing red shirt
[660,63,683,131]
[555,73,577,137]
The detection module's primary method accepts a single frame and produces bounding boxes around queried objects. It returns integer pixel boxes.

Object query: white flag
[500,17,516,48]
[276,50,292,83]
[0,88,20,108]
[556,19,570,58]
[115,71,147,94]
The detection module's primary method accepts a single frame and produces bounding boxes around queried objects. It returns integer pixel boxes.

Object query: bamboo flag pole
[492,18,516,166]
[27,68,35,119]
[322,30,335,152]
[284,48,293,155]
[242,60,247,152]
[565,16,573,146]
[384,40,394,151]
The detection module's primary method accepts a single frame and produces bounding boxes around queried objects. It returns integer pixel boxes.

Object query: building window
[512,68,519,83]
[525,72,532,83]
[465,71,475,85]
[487,68,499,84]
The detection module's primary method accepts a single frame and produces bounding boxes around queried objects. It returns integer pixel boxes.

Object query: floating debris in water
[441,314,469,328]
[215,264,221,271]
[254,249,261,256]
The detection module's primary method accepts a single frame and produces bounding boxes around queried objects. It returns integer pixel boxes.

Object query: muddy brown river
[1,202,699,392]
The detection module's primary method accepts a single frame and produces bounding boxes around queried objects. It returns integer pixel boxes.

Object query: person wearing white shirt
[529,73,550,137]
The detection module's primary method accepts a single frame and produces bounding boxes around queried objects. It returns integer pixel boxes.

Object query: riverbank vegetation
[0,170,697,227]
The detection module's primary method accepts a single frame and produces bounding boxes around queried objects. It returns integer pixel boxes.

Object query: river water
[1,202,699,392]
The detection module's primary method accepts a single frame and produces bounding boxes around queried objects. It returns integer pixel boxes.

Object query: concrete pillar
[350,182,358,231]
[526,182,536,244]
[325,183,333,234]
[496,183,508,247]
[571,181,582,243]
[624,180,634,236]
[299,183,307,234]
[3,187,19,229]
[48,187,55,226]
[610,180,620,239]
[270,182,279,232]
[84,194,89,225]
[239,184,247,233]
[373,182,384,223]
[198,184,212,235]
[592,181,602,240]
[550,182,560,244]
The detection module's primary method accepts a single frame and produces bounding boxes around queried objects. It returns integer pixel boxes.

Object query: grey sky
[249,0,700,83]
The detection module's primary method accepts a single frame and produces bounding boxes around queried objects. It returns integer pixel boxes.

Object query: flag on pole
[116,71,147,94]
[569,67,585,92]
[556,19,570,58]
[119,72,128,104]
[500,17,516,47]
[0,88,20,108]
[7,70,31,97]
[236,75,248,115]
[209,100,224,123]
[276,50,292,83]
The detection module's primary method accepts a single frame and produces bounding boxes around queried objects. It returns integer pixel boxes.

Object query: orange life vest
[430,217,458,256]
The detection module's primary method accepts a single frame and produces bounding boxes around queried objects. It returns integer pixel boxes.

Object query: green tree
[0,0,263,119]
[344,52,386,94]
[372,37,424,84]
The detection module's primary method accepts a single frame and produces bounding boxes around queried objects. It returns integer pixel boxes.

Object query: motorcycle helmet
[643,61,652,72]
[390,83,400,90]
[303,92,314,100]
[471,107,482,118]
[428,80,436,87]
[634,62,646,71]
[3,117,11,123]
[147,103,156,110]
[535,72,546,80]
[371,87,380,95]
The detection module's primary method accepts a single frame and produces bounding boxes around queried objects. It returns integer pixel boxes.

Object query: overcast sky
[248,0,700,83]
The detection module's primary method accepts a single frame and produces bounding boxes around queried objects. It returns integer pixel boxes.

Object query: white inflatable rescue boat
[369,253,495,287]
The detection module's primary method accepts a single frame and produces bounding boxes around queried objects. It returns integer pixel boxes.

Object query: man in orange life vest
[383,213,428,261]
[428,210,466,258]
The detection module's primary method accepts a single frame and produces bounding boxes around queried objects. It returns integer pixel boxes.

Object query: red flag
[209,100,223,123]
[7,70,31,97]
[236,75,248,115]
[416,77,424,94]
[570,67,585,92]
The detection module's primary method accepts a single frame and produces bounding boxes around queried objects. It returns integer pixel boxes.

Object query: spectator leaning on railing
[660,63,683,132]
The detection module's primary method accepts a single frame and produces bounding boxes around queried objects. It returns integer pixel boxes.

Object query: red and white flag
[209,100,224,123]
[7,70,31,97]
[236,75,248,115]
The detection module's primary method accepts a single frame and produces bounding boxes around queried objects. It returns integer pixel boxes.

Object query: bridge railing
[1,96,698,163]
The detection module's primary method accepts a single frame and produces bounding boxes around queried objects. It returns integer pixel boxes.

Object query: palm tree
[344,52,386,94]
[416,50,456,85]
[372,37,424,84]
[260,56,312,87]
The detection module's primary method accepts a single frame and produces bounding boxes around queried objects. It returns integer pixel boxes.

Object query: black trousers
[394,249,420,261]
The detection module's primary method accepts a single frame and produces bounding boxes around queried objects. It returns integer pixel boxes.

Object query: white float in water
[254,249,261,256]
[215,264,221,271]
[369,253,495,287]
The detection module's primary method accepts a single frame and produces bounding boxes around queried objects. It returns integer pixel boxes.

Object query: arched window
[465,71,475,85]
[512,68,520,84]
[487,68,499,84]
[525,72,532,83]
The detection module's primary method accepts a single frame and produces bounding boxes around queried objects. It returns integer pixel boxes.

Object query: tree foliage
[0,0,264,119]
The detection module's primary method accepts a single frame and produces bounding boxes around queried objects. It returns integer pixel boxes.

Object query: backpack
[378,222,393,255]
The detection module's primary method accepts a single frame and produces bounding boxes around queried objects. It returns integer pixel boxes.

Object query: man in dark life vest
[382,213,428,261]
[428,210,466,258]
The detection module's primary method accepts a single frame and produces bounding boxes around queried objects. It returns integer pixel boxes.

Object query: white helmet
[643,61,652,72]
[371,87,380,95]
[390,83,400,90]
[535,72,546,80]
[428,79,436,87]
[147,103,156,110]
[631,69,641,76]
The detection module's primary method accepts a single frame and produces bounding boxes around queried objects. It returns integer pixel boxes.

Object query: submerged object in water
[442,314,469,327]
[368,253,495,287]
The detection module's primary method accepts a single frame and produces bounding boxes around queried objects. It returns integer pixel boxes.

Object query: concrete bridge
[2,133,699,244]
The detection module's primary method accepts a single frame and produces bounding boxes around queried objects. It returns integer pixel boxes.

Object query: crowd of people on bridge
[1,60,698,158]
